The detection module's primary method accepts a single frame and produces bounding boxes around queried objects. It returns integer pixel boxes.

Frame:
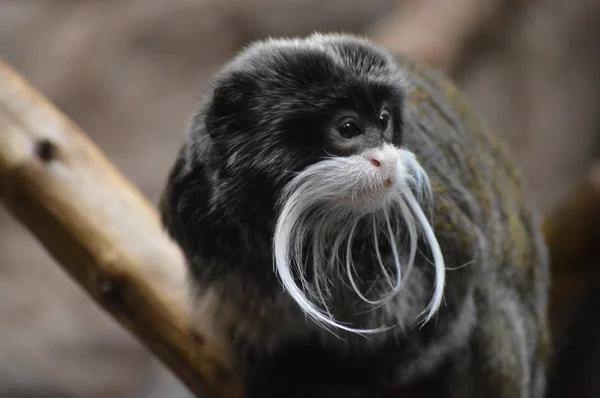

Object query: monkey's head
[166,33,445,335]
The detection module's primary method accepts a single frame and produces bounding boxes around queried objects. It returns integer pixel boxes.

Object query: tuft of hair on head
[273,143,446,336]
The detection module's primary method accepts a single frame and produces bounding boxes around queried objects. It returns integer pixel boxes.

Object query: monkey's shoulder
[393,54,547,285]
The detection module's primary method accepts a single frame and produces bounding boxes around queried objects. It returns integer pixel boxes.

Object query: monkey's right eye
[337,121,363,139]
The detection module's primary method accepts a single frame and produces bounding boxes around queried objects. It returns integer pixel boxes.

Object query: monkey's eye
[337,120,363,139]
[379,110,390,131]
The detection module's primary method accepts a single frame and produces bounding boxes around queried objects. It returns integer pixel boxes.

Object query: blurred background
[1,0,600,397]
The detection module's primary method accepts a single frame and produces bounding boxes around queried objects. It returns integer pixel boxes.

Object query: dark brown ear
[205,72,258,141]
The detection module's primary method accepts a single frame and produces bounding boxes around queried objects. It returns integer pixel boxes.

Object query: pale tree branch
[0,58,244,398]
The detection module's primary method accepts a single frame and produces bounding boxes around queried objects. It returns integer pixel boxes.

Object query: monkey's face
[199,35,445,334]
[203,36,407,193]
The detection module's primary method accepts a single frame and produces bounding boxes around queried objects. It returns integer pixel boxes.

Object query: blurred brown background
[1,0,599,397]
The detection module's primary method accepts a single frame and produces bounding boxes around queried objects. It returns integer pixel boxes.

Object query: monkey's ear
[204,83,230,140]
[205,72,257,139]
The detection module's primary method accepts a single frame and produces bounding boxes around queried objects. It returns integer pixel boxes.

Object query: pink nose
[369,158,382,168]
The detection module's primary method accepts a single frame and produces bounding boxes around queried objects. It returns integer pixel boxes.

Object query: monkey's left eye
[379,110,390,130]
[337,120,363,139]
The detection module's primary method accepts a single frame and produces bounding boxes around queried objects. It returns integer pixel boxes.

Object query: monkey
[159,33,551,398]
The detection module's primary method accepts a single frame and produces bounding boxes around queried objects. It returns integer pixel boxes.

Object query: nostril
[370,158,382,168]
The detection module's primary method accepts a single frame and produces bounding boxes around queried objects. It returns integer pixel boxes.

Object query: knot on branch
[35,138,56,162]
[96,272,136,321]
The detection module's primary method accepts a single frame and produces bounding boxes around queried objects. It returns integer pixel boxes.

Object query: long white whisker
[396,198,418,290]
[384,208,403,292]
[372,217,394,289]
[312,234,333,318]
[446,260,475,271]
[404,190,446,324]
[346,221,382,305]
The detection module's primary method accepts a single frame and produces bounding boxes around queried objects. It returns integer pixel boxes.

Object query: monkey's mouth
[343,179,398,214]
[352,173,397,196]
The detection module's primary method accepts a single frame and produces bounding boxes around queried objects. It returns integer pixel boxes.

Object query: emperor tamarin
[160,33,551,397]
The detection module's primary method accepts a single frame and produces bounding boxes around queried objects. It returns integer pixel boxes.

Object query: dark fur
[160,33,550,397]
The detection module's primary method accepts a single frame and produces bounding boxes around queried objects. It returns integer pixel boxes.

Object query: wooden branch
[0,58,243,398]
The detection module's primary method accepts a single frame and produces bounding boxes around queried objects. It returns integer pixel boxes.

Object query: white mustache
[273,144,446,335]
